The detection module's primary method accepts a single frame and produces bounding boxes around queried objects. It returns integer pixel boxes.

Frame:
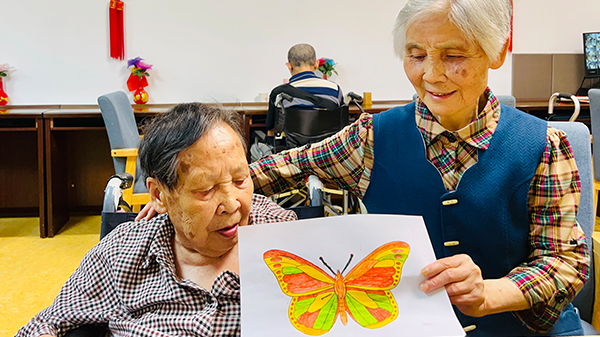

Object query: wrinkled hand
[420,254,487,317]
[135,200,158,221]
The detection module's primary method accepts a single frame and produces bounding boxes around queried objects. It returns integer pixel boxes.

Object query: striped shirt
[249,88,590,332]
[16,194,297,337]
[266,71,343,131]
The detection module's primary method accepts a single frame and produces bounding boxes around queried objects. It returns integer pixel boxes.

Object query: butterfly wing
[264,250,338,336]
[344,241,410,290]
[344,289,398,329]
[264,250,335,296]
[342,241,410,329]
[289,290,339,336]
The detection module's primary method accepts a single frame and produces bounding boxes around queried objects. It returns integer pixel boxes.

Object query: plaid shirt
[16,194,297,337]
[250,89,589,332]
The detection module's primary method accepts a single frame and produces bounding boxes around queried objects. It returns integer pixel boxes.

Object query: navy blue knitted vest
[363,103,582,336]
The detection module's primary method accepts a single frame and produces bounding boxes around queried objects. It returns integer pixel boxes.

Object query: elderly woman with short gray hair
[250,0,590,335]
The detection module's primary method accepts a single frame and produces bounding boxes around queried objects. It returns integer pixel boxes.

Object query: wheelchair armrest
[110,148,138,157]
[252,130,267,143]
[108,172,134,190]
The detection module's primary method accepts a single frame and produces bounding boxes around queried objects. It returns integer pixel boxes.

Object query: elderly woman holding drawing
[250,0,590,335]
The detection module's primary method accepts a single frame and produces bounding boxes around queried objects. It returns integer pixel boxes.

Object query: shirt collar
[415,87,500,150]
[289,71,319,82]
[143,213,176,271]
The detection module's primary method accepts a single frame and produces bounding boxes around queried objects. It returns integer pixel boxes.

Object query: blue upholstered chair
[98,91,149,212]
[548,121,598,334]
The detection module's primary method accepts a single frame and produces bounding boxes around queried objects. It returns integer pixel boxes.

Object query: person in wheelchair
[266,43,344,146]
[17,103,297,336]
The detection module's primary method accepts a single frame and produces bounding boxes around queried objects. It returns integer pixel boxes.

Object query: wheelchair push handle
[346,92,366,114]
[346,91,363,103]
[275,92,294,108]
[548,92,580,122]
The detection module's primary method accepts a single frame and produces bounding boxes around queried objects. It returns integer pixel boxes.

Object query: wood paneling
[512,54,553,99]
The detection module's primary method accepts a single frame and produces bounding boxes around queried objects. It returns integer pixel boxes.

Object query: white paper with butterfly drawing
[238,214,466,337]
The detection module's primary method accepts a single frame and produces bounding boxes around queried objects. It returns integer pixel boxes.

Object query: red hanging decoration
[509,0,513,52]
[109,0,125,60]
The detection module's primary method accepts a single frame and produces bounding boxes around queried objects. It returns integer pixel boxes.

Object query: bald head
[287,44,317,67]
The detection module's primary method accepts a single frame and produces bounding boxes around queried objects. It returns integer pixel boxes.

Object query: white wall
[1,0,597,104]
[513,0,600,54]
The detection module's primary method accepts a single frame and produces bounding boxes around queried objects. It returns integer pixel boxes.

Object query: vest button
[446,132,457,143]
[442,199,458,206]
[463,325,477,332]
[444,241,460,246]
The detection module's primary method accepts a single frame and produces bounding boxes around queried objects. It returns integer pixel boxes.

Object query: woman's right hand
[135,200,158,221]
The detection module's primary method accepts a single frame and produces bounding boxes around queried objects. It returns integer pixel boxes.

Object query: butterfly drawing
[263,241,410,336]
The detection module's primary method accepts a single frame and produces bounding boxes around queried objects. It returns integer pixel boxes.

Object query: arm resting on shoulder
[250,113,374,197]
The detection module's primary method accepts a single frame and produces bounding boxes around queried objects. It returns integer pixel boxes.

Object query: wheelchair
[262,90,367,216]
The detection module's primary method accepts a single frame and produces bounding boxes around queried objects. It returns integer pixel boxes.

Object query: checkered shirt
[249,88,590,332]
[16,194,297,337]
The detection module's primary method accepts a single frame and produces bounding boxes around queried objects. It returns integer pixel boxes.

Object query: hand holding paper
[419,254,529,317]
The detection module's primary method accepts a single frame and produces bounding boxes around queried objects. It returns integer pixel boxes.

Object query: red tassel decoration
[109,0,125,60]
[509,0,513,52]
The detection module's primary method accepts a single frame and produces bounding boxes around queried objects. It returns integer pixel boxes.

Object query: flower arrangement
[0,63,11,105]
[318,58,338,79]
[0,63,12,77]
[127,57,153,79]
[126,57,153,104]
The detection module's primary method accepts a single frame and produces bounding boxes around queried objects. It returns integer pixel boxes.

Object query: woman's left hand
[420,254,487,317]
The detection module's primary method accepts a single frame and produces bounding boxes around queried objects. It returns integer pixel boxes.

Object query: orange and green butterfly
[263,241,410,336]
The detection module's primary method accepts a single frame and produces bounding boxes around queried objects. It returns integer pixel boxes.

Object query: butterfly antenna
[341,254,354,274]
[319,257,336,275]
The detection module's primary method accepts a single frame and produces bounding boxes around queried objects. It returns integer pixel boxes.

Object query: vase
[323,74,328,80]
[0,78,8,106]
[133,86,148,104]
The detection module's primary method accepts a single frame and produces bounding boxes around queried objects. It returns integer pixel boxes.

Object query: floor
[0,216,100,336]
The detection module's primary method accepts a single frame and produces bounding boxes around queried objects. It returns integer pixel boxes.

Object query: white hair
[393,0,512,62]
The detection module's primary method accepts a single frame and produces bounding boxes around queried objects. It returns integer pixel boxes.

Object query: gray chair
[587,89,600,216]
[548,121,597,334]
[497,95,516,108]
[98,91,149,212]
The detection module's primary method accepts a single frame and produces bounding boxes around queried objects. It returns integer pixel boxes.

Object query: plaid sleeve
[250,194,298,224]
[507,126,590,332]
[15,236,119,337]
[249,113,374,198]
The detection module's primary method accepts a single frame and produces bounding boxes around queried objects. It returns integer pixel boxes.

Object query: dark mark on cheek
[180,162,190,173]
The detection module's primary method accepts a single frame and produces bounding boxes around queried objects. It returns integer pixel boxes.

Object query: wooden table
[0,100,592,237]
[42,107,167,236]
[516,99,591,127]
[0,108,50,236]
